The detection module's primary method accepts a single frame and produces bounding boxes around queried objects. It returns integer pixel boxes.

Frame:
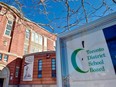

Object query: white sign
[23,56,34,81]
[56,12,116,87]
[66,29,116,86]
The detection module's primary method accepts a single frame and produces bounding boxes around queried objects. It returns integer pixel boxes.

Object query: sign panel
[56,12,116,87]
[66,26,116,86]
[23,56,34,81]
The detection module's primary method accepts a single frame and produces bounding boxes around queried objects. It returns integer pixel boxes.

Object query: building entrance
[0,64,10,87]
[0,78,4,87]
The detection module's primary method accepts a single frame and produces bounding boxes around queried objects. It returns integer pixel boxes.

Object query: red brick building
[20,51,56,87]
[0,3,56,87]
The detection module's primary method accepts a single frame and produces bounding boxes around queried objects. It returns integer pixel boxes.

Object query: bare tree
[0,0,115,33]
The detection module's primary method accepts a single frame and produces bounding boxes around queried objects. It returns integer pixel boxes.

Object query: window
[51,58,56,77]
[35,33,39,43]
[15,67,19,78]
[0,5,2,11]
[31,32,43,44]
[39,34,42,45]
[44,37,47,51]
[38,60,42,78]
[4,55,8,62]
[24,44,29,54]
[0,53,2,60]
[44,37,47,47]
[32,32,35,42]
[25,29,30,40]
[30,47,39,53]
[32,32,38,42]
[5,20,13,36]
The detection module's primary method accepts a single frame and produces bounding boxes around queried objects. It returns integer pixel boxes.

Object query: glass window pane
[44,37,47,47]
[8,20,12,25]
[4,55,8,62]
[38,74,42,78]
[35,33,39,43]
[52,65,55,67]
[15,67,19,77]
[52,59,55,62]
[52,70,56,77]
[52,62,55,65]
[6,25,12,30]
[5,30,10,36]
[24,44,29,54]
[51,58,56,77]
[31,32,35,41]
[38,60,42,78]
[52,67,56,70]
[0,53,2,60]
[39,35,42,45]
[25,29,30,40]
[5,20,13,36]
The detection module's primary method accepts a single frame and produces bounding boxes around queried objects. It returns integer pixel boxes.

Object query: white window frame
[15,66,20,78]
[4,20,13,36]
[35,33,39,43]
[44,37,47,47]
[31,32,35,42]
[24,44,29,54]
[25,29,30,40]
[38,34,42,45]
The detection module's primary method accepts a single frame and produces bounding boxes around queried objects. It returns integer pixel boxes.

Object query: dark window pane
[6,25,12,30]
[52,70,56,77]
[25,29,30,39]
[0,5,2,11]
[38,60,42,78]
[8,20,12,24]
[51,58,56,77]
[4,55,8,62]
[0,53,2,60]
[15,67,19,78]
[5,30,10,36]
[5,20,13,36]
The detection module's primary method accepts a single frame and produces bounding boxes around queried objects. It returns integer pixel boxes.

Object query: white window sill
[3,35,11,39]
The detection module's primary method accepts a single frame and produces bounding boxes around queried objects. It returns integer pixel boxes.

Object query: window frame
[38,59,42,78]
[4,54,8,62]
[38,34,42,45]
[25,29,30,40]
[4,20,13,36]
[24,44,29,55]
[0,53,3,60]
[15,66,20,78]
[51,58,56,78]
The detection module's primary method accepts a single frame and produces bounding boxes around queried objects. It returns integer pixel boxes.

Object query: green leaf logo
[71,48,89,73]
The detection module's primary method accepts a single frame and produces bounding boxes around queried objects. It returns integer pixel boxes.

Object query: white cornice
[0,50,23,58]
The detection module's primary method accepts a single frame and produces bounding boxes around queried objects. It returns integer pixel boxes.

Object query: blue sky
[0,0,116,33]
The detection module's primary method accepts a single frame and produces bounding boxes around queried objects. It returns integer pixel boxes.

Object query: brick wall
[0,3,56,86]
[20,51,56,85]
[0,54,22,85]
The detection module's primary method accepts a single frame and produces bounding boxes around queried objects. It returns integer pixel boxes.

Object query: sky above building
[0,0,116,33]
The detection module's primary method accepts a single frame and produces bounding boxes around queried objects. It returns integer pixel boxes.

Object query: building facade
[0,3,56,87]
[20,51,56,87]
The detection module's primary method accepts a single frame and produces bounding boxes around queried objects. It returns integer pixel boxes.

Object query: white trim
[0,65,10,87]
[0,50,23,58]
[3,35,11,39]
[24,42,29,45]
[43,35,56,41]
[4,19,14,37]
